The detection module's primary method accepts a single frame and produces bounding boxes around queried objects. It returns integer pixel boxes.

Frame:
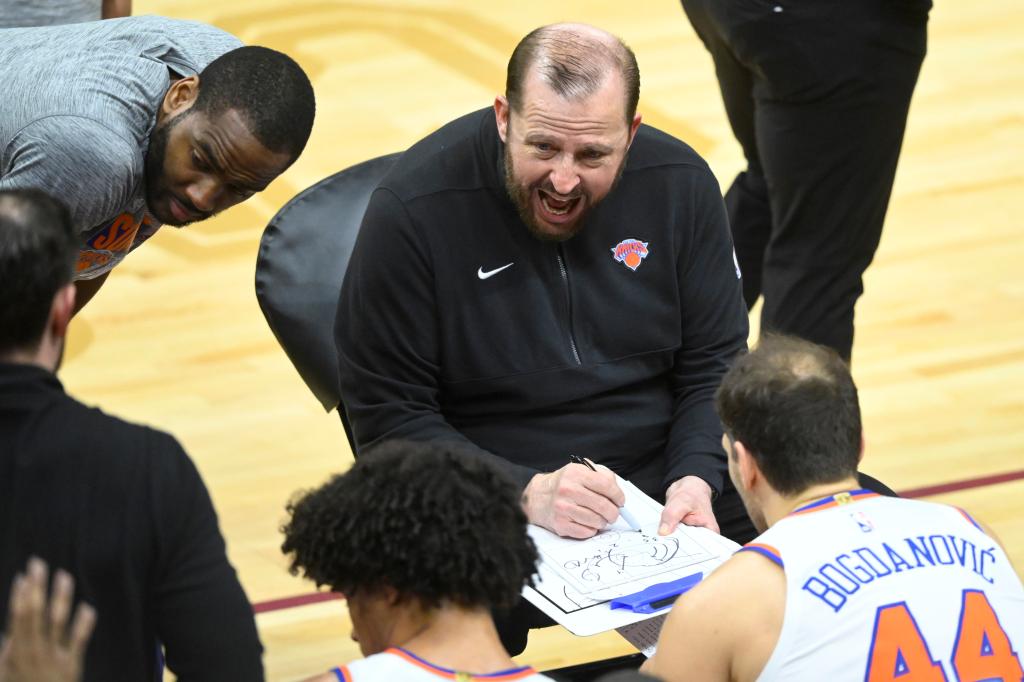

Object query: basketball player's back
[750,492,1023,680]
[649,491,1024,682]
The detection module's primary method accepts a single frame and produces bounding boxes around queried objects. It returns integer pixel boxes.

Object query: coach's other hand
[659,476,719,536]
[523,463,625,538]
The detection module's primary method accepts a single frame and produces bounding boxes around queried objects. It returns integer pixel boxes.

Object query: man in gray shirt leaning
[0,16,316,312]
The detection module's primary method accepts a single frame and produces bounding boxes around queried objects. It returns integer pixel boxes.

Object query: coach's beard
[503,147,628,243]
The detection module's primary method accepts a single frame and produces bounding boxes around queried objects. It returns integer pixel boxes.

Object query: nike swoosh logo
[477,263,514,280]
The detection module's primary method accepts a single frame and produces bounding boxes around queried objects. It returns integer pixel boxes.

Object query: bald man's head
[506,23,640,124]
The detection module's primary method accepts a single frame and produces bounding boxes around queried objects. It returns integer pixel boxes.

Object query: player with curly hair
[281,440,554,681]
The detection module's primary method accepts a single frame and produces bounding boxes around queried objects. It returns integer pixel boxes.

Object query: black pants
[497,470,898,655]
[680,0,929,359]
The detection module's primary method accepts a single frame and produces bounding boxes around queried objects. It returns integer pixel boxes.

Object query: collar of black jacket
[0,361,64,396]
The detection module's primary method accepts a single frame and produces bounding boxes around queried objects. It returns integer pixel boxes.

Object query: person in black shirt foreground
[0,189,264,681]
[336,22,897,655]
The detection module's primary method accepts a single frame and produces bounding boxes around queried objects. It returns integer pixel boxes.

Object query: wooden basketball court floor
[57,1,1022,678]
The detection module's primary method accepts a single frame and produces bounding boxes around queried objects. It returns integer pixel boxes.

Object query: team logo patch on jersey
[611,239,649,271]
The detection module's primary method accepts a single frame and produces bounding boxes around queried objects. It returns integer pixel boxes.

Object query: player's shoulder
[670,547,786,632]
[650,548,785,680]
[339,651,408,679]
[859,493,977,524]
[710,547,786,604]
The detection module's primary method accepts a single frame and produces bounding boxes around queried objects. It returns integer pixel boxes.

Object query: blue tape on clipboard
[608,571,703,614]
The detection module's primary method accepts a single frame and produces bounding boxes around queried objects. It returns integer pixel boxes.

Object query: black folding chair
[255,153,401,452]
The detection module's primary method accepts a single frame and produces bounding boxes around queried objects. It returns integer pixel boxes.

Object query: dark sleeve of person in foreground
[335,187,541,490]
[663,166,749,495]
[148,433,264,681]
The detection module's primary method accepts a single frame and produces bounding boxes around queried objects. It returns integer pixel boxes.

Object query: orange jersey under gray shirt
[739,490,1024,681]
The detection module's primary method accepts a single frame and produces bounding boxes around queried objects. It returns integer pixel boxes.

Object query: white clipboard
[521,478,739,636]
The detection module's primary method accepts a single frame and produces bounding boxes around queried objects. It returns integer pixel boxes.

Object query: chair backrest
[255,153,401,415]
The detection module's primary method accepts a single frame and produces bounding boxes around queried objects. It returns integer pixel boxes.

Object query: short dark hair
[715,336,861,496]
[194,46,315,161]
[281,441,538,611]
[506,25,640,125]
[0,190,77,354]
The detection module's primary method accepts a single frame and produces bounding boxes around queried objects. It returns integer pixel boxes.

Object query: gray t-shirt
[0,15,241,279]
[0,0,101,28]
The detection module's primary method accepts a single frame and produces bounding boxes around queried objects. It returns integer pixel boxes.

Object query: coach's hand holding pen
[520,454,628,539]
[568,455,642,531]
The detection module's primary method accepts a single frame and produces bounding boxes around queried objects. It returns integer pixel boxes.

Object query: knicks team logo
[611,238,650,271]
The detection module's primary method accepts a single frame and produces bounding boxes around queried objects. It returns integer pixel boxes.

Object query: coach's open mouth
[536,188,583,224]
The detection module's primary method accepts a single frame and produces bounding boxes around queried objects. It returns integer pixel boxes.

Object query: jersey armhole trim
[739,543,784,569]
[954,506,985,533]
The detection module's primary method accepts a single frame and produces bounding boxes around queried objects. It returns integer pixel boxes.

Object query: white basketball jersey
[742,490,1024,681]
[331,648,555,681]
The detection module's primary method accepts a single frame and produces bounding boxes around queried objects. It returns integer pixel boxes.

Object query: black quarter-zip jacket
[336,108,748,500]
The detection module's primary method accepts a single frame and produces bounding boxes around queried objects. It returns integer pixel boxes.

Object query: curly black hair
[281,440,539,610]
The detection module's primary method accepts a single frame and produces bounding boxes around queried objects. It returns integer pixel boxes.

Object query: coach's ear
[626,112,642,149]
[159,75,199,123]
[858,432,866,464]
[494,95,510,143]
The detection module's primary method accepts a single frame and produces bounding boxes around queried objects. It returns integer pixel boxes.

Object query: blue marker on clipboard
[609,571,703,614]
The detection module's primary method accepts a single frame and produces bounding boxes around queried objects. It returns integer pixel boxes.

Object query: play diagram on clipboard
[522,477,738,634]
[538,521,713,599]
